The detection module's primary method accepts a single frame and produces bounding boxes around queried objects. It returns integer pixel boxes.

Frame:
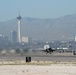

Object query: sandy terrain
[0,64,76,75]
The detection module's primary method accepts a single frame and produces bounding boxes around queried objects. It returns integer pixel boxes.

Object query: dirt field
[0,64,76,75]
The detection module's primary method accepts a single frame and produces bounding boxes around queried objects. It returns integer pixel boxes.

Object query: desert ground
[0,64,76,75]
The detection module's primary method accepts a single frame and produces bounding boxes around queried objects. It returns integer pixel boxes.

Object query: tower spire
[17,13,22,42]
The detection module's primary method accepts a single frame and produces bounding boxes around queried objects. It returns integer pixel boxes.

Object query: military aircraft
[33,47,56,54]
[42,47,55,54]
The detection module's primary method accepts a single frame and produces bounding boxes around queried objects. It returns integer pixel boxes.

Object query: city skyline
[0,0,76,22]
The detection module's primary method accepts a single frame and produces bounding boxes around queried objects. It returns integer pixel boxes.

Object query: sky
[0,0,76,22]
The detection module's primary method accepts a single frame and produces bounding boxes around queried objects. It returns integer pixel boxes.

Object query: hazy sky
[0,0,76,22]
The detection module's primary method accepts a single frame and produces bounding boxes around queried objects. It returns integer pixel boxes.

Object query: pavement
[0,51,76,62]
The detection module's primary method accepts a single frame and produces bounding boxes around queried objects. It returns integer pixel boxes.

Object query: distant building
[22,37,29,43]
[0,34,9,45]
[12,31,17,43]
[0,35,3,42]
[75,36,76,42]
[0,35,8,42]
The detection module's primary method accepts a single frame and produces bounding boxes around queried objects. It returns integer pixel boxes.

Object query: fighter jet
[34,47,55,54]
[43,47,55,54]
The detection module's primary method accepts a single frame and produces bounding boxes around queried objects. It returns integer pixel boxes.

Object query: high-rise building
[17,14,21,42]
[12,31,17,43]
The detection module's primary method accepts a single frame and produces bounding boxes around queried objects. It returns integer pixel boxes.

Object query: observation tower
[17,14,21,42]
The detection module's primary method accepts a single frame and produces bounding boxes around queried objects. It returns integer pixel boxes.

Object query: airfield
[0,51,76,75]
[0,51,76,62]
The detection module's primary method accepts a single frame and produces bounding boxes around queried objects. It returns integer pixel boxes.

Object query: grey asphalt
[0,52,76,62]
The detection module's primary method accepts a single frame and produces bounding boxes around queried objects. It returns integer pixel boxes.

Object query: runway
[0,52,76,62]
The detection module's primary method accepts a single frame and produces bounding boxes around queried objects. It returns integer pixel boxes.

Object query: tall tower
[17,14,21,42]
